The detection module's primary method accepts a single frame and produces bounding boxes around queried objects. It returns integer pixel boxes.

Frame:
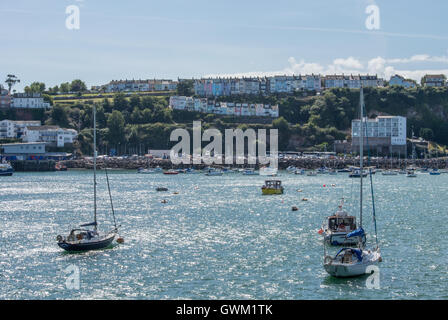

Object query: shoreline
[59,157,448,171]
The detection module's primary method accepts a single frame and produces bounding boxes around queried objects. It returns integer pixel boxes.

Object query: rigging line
[362,94,379,247]
[104,167,118,230]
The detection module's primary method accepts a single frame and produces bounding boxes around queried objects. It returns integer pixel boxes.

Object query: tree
[50,105,69,127]
[107,110,126,146]
[70,79,87,92]
[5,74,20,93]
[24,82,46,94]
[113,93,128,111]
[420,128,434,141]
[176,80,194,96]
[129,94,141,109]
[272,116,290,150]
[60,82,71,93]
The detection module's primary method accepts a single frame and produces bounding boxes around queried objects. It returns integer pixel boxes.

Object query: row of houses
[0,120,77,147]
[93,79,178,93]
[190,73,448,97]
[0,91,51,109]
[169,96,279,118]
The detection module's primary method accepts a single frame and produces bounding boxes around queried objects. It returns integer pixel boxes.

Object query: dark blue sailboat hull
[58,234,115,252]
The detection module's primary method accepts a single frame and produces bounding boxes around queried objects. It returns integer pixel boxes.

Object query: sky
[1,0,448,91]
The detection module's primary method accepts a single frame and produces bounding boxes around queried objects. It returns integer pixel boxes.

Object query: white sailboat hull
[324,249,381,277]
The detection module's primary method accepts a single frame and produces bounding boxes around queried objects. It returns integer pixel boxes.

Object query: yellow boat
[261,180,284,195]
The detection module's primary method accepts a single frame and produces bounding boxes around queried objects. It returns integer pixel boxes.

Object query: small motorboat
[382,170,398,176]
[163,169,179,175]
[259,166,278,176]
[294,169,305,175]
[286,166,297,173]
[138,168,156,174]
[319,199,365,246]
[261,180,284,195]
[0,162,14,176]
[205,168,223,176]
[156,187,168,191]
[406,169,417,177]
[242,169,258,175]
[55,162,68,171]
[337,168,352,173]
[429,169,441,175]
[306,170,317,176]
[349,169,367,178]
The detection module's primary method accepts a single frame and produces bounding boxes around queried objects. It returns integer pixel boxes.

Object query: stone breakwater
[61,157,448,170]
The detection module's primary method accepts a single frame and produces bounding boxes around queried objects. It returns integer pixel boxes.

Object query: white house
[11,93,51,109]
[22,126,78,147]
[0,120,41,139]
[422,74,446,87]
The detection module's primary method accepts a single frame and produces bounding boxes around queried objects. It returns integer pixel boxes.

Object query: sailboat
[323,87,382,277]
[57,105,119,252]
[407,133,417,178]
[382,153,398,176]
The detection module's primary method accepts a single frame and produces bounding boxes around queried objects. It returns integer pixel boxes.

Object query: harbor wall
[60,157,448,170]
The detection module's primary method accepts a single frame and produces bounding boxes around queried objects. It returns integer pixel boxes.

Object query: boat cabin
[327,215,356,232]
[262,180,282,189]
[66,228,99,242]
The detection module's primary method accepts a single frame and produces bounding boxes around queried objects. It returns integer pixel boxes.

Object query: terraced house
[323,74,384,89]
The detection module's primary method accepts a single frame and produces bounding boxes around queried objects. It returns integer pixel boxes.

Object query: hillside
[1,86,448,155]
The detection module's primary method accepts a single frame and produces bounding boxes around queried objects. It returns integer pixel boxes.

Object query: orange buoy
[117,237,124,244]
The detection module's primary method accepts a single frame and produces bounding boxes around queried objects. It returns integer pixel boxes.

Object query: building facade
[169,96,279,118]
[192,75,322,97]
[0,120,41,139]
[389,75,416,88]
[22,126,78,147]
[0,87,11,108]
[422,74,446,87]
[11,93,51,109]
[104,79,178,93]
[323,74,384,89]
[351,116,407,155]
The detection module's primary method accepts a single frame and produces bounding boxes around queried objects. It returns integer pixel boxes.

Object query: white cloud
[205,53,448,82]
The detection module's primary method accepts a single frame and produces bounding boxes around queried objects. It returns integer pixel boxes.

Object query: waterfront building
[0,120,41,139]
[0,142,46,160]
[0,142,71,161]
[389,74,417,88]
[22,126,78,147]
[351,116,407,155]
[11,93,51,109]
[421,74,446,87]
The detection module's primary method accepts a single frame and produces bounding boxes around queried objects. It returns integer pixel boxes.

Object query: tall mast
[93,104,97,230]
[359,87,364,228]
